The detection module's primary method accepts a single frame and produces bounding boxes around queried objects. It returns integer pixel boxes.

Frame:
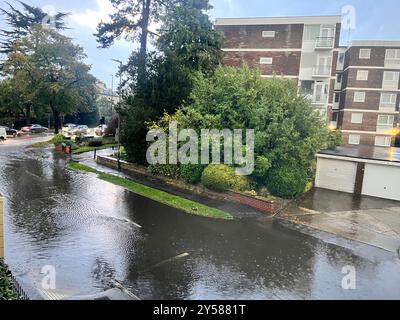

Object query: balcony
[313,65,331,78]
[379,102,397,113]
[315,37,334,50]
[376,124,394,134]
[384,59,400,69]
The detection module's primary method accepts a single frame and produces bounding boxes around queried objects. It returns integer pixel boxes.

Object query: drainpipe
[0,194,4,259]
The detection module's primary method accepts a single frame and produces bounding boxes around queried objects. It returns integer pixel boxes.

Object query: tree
[153,66,341,186]
[95,0,170,83]
[0,1,69,54]
[2,26,97,133]
[97,97,114,123]
[118,0,222,163]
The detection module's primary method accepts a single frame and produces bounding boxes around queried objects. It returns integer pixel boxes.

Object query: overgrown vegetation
[201,164,250,192]
[68,162,233,220]
[0,260,18,300]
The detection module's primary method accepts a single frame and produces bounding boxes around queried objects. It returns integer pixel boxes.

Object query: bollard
[0,194,4,259]
[94,148,97,160]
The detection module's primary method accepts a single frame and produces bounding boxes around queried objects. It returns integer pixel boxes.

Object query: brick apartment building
[334,41,400,147]
[215,16,400,147]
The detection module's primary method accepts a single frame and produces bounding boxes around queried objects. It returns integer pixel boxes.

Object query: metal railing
[315,37,334,49]
[11,274,30,300]
[313,65,331,77]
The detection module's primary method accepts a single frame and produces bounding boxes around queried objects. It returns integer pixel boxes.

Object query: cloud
[69,0,114,30]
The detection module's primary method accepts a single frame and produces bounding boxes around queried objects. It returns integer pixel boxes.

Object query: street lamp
[112,59,123,170]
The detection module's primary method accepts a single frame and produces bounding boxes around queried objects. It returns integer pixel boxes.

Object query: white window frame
[377,115,394,126]
[375,136,392,147]
[385,49,400,61]
[359,49,371,59]
[262,31,276,38]
[354,91,366,102]
[348,134,361,145]
[380,93,397,108]
[260,57,273,65]
[356,70,369,81]
[382,71,400,88]
[351,113,363,124]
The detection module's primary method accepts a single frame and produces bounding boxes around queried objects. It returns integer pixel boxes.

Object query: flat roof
[318,146,400,163]
[215,16,342,26]
[352,40,400,47]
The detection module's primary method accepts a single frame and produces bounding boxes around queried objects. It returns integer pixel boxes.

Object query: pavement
[279,188,400,253]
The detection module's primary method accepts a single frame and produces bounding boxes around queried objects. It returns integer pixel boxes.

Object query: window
[337,74,343,83]
[359,49,371,59]
[382,71,400,88]
[385,49,400,61]
[349,134,360,145]
[375,136,392,147]
[357,70,369,81]
[351,113,363,124]
[380,93,397,108]
[354,91,366,102]
[260,57,273,65]
[332,112,338,121]
[377,115,394,126]
[303,25,320,41]
[338,52,345,64]
[334,92,340,103]
[262,31,275,38]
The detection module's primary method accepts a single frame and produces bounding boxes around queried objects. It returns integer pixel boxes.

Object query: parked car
[95,125,108,136]
[21,124,48,134]
[0,126,17,137]
[0,127,6,141]
[62,124,76,135]
[72,125,90,135]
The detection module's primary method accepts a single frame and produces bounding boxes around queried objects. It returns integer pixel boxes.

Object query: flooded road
[1,138,400,299]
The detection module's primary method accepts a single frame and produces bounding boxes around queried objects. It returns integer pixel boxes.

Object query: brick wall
[222,51,301,75]
[342,132,394,146]
[216,24,304,49]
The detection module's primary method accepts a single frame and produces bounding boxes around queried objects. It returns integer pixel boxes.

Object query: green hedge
[0,260,18,300]
[267,165,308,199]
[148,164,181,179]
[201,164,250,192]
[180,164,205,184]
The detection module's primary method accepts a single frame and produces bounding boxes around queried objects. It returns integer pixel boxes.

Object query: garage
[315,158,357,193]
[315,146,400,201]
[362,163,400,201]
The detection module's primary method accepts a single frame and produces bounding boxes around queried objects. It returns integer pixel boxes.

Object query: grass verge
[67,162,233,220]
[72,144,117,155]
[27,140,52,148]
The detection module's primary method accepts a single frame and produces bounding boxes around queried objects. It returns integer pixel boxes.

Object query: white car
[0,127,6,141]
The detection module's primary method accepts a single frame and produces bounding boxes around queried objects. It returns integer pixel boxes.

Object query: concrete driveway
[279,188,400,253]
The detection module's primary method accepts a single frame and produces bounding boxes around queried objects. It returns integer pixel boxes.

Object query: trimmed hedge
[201,164,250,192]
[148,164,181,179]
[180,164,205,184]
[267,165,308,199]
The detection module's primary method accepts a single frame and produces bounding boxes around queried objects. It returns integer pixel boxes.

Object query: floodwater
[1,137,400,299]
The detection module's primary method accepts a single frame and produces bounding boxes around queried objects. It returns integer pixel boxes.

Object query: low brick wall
[0,194,4,259]
[96,155,286,215]
[229,191,285,214]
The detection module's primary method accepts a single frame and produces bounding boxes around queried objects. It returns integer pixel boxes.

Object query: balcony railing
[376,124,394,133]
[315,37,334,49]
[384,59,400,69]
[313,65,331,77]
[379,103,396,112]
[304,93,328,105]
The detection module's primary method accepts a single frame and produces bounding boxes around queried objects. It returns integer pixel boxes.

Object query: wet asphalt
[0,136,400,299]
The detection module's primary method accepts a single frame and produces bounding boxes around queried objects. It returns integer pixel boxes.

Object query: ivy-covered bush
[267,165,308,199]
[180,164,205,184]
[201,164,250,192]
[0,260,18,300]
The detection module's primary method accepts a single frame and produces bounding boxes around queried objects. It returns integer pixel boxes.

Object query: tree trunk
[138,0,151,85]
[52,108,61,134]
[25,103,32,125]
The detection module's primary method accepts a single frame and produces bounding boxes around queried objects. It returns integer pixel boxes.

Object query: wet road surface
[1,137,400,299]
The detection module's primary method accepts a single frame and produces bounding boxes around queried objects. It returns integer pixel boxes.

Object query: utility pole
[112,59,123,171]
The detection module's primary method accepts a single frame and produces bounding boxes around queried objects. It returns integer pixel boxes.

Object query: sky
[1,0,399,87]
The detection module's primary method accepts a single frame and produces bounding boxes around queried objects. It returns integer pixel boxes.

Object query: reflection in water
[0,145,399,299]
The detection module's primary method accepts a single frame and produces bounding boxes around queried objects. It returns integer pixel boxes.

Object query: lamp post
[112,59,123,170]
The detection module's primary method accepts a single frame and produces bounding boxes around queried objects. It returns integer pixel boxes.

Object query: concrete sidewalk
[278,188,400,253]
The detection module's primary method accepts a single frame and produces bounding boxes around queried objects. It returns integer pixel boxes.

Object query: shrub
[50,134,64,145]
[180,164,205,184]
[267,165,308,199]
[148,164,181,179]
[201,164,250,192]
[88,139,103,147]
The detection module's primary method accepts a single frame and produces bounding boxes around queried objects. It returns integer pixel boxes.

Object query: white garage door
[315,158,357,193]
[362,163,400,201]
